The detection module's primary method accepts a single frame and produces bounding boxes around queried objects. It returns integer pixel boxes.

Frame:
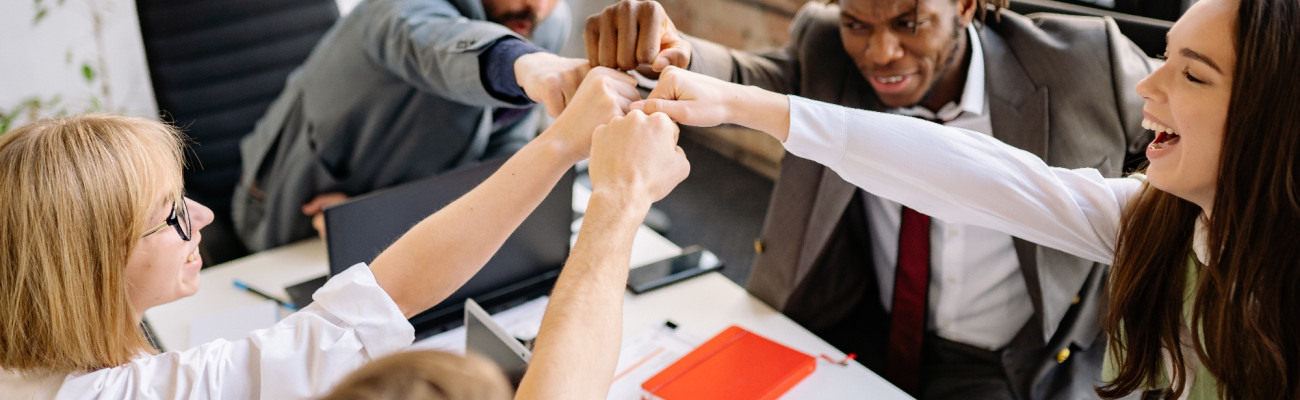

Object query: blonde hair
[321,351,514,400]
[0,114,185,372]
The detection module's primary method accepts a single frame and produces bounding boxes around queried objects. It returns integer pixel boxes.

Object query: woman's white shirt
[0,263,414,399]
[783,95,1221,398]
[782,95,1146,264]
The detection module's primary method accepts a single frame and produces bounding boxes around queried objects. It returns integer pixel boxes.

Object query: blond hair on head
[0,114,185,373]
[322,350,514,400]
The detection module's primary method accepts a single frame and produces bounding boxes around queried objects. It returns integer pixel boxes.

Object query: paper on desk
[411,296,551,353]
[188,300,278,348]
[606,321,704,400]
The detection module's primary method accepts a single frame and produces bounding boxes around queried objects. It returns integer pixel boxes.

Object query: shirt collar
[890,24,986,122]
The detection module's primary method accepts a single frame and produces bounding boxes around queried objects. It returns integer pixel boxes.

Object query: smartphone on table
[626,245,724,294]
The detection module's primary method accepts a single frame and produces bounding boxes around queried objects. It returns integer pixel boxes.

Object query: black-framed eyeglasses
[141,198,192,241]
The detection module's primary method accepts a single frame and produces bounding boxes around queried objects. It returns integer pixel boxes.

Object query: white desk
[146,230,910,400]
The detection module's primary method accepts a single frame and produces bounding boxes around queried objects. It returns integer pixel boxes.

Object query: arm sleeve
[57,264,414,400]
[479,38,546,104]
[782,96,1143,265]
[360,0,531,107]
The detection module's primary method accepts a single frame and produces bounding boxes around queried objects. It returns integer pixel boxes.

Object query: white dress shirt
[865,26,1032,350]
[0,264,414,400]
[785,94,1142,288]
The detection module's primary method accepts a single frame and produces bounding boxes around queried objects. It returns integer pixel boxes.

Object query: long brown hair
[0,115,185,373]
[1101,0,1300,398]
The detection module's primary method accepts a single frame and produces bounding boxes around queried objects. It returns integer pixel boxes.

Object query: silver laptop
[465,298,531,386]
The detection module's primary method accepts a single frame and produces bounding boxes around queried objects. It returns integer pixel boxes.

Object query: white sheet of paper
[188,300,279,348]
[411,296,552,354]
[606,321,704,400]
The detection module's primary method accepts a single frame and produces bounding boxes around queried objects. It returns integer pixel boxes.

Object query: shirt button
[1056,348,1071,363]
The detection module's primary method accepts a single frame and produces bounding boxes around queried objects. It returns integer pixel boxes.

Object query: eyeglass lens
[176,199,192,241]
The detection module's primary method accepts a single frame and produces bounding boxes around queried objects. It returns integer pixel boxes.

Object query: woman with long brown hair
[629,0,1298,397]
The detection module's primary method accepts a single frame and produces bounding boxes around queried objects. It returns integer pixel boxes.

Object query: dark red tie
[883,206,930,396]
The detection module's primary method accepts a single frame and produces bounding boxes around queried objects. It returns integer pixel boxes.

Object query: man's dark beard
[489,10,539,35]
[915,16,969,108]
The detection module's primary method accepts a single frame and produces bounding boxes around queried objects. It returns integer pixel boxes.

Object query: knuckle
[649,112,671,125]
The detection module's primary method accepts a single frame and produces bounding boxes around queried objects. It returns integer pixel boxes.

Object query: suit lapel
[796,59,870,274]
[984,27,1049,160]
[797,170,859,272]
[983,26,1062,344]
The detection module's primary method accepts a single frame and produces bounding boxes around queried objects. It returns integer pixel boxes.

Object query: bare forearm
[730,85,791,142]
[515,191,650,400]
[370,135,582,317]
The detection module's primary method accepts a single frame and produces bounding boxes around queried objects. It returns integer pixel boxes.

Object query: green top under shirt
[1103,253,1219,399]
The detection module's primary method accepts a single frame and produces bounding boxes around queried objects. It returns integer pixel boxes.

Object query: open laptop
[464,298,531,386]
[286,157,573,339]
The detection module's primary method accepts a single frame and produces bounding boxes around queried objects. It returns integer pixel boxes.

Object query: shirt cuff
[784,95,850,167]
[312,263,414,356]
[479,38,547,104]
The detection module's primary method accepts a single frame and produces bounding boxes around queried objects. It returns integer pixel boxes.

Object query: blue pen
[232,279,299,311]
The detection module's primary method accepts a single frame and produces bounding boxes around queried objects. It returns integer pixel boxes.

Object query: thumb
[636,99,690,123]
[653,47,690,71]
[302,201,322,216]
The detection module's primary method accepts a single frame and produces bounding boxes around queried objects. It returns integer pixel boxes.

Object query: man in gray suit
[233,0,589,251]
[586,0,1154,398]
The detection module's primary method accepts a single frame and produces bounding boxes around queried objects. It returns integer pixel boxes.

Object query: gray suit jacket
[232,0,569,251]
[689,4,1154,399]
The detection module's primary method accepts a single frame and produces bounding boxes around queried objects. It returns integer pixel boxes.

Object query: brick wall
[567,0,813,178]
[657,0,813,179]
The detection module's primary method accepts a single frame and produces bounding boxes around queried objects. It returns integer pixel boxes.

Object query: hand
[515,53,592,118]
[633,66,790,140]
[584,0,691,77]
[630,66,741,127]
[543,67,641,162]
[302,192,349,240]
[588,110,689,205]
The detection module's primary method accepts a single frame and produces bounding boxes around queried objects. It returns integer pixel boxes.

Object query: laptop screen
[324,157,573,338]
[464,298,530,386]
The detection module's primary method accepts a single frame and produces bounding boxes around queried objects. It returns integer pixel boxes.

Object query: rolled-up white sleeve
[783,95,1143,264]
[55,263,414,400]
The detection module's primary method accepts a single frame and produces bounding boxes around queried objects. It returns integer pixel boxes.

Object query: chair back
[136,0,339,264]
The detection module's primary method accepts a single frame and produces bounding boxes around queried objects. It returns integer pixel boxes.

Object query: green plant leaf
[33,8,48,25]
[82,64,96,83]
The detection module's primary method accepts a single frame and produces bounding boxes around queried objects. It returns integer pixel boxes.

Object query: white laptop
[464,298,531,386]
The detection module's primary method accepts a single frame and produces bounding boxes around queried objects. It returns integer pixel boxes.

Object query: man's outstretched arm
[517,110,690,400]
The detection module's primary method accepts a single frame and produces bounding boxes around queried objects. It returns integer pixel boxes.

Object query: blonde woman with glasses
[0,67,689,400]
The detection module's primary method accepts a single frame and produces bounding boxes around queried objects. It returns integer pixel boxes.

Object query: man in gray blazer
[233,0,588,251]
[586,0,1154,398]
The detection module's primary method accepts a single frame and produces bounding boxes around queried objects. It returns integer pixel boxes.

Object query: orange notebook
[641,325,816,400]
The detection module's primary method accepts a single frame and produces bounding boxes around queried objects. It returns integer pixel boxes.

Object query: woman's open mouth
[1144,118,1181,150]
